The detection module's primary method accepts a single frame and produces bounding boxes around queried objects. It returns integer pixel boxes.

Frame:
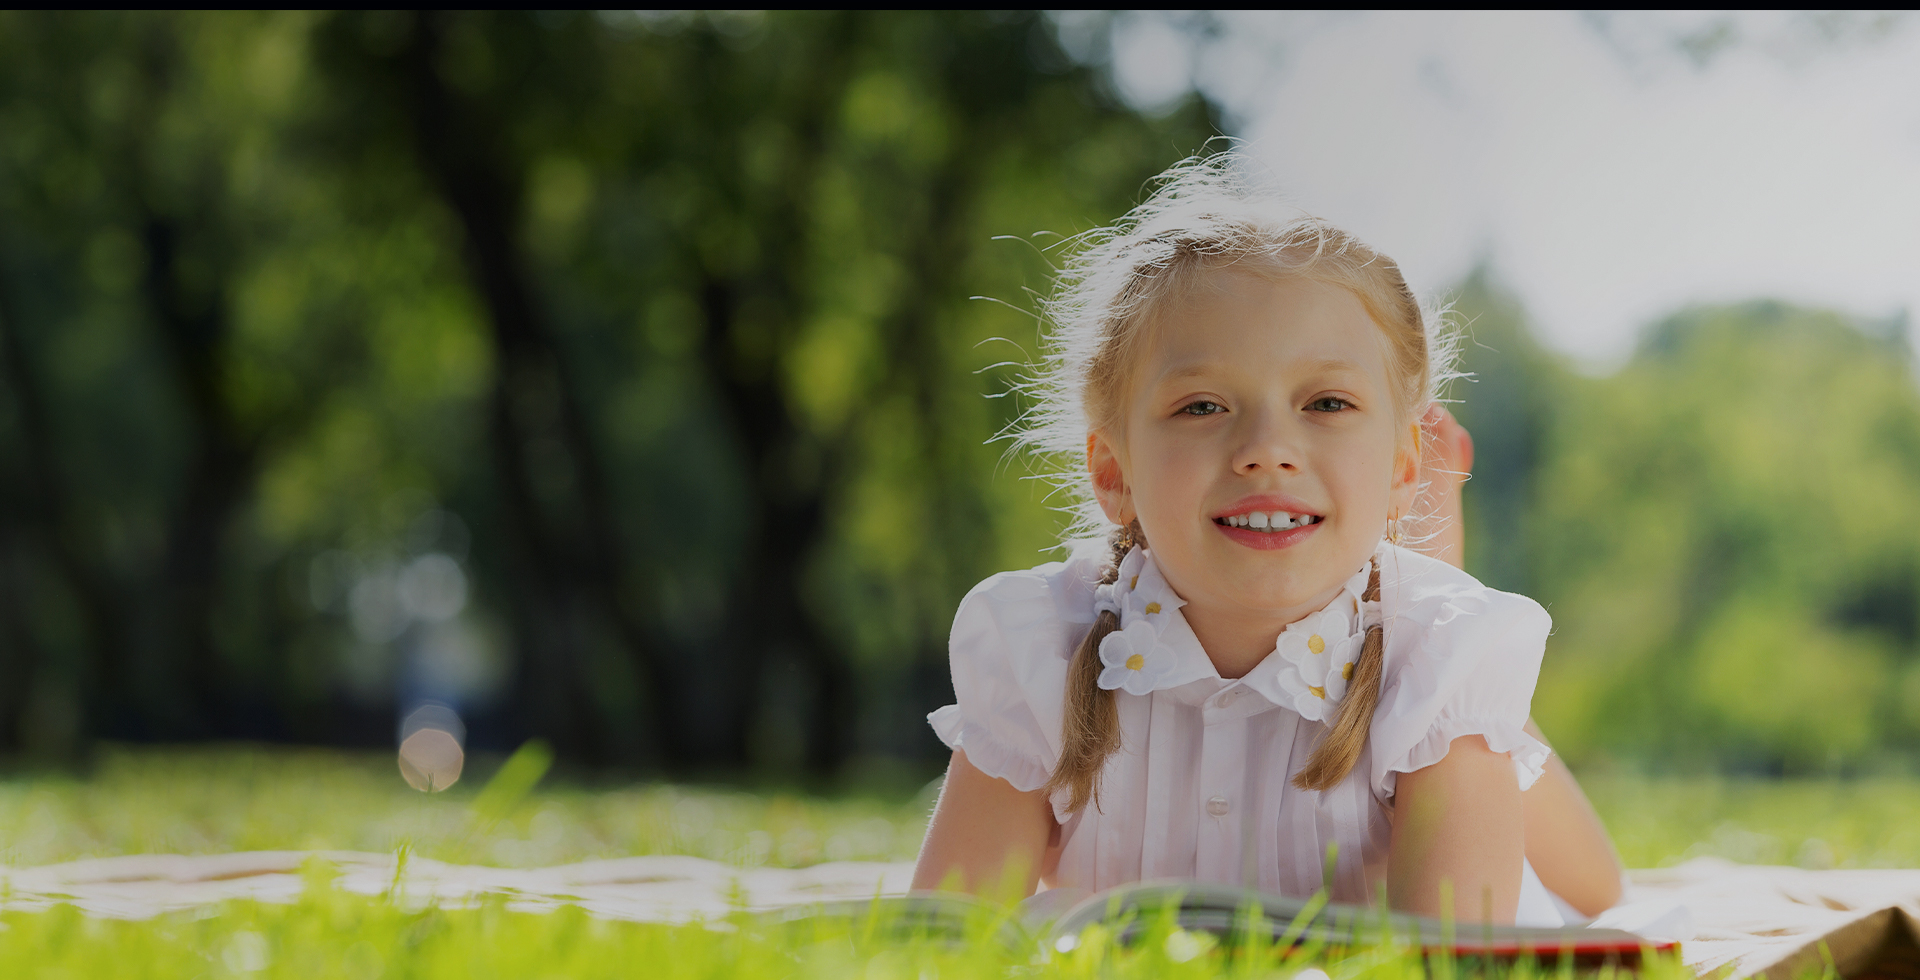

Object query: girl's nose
[1230,406,1302,474]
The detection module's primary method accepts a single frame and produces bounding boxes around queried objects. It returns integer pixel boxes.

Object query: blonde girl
[911,156,1622,925]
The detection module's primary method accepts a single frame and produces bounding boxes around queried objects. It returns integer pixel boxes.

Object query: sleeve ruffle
[928,706,1054,793]
[925,560,1098,797]
[1368,546,1554,801]
[1379,710,1552,792]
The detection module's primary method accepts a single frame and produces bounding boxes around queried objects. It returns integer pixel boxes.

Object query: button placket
[1194,712,1245,882]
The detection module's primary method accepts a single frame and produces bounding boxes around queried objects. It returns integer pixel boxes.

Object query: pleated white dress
[929,542,1562,921]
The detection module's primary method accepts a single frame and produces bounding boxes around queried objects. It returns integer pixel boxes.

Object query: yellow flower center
[1144,602,1161,614]
[1308,634,1325,654]
[1342,662,1355,681]
[1309,686,1326,699]
[1130,575,1139,590]
[1125,654,1145,671]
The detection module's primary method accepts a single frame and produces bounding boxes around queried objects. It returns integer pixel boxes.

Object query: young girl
[911,158,1622,926]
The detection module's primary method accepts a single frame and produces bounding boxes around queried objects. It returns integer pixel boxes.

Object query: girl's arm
[1415,406,1624,916]
[1520,720,1624,915]
[911,748,1054,901]
[1388,734,1524,923]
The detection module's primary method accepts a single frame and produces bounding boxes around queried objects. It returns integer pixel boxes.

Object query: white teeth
[1221,511,1320,530]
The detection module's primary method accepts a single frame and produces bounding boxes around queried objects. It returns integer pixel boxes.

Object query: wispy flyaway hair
[1015,152,1461,542]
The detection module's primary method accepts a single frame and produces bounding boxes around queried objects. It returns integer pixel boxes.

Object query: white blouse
[928,542,1552,907]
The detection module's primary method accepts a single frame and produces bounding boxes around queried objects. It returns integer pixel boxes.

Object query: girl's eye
[1307,396,1353,413]
[1179,401,1225,417]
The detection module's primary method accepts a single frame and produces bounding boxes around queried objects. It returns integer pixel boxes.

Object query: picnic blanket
[5,852,1918,979]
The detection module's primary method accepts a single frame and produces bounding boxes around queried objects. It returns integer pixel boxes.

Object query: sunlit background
[0,10,1915,789]
[1098,10,1920,367]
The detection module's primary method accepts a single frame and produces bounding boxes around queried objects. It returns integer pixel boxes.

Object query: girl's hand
[911,749,1055,901]
[1408,405,1473,569]
[1387,734,1523,922]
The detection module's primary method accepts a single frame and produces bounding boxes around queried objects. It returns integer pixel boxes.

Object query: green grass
[0,744,933,869]
[5,746,1915,871]
[1587,772,1920,870]
[0,879,1704,980]
[1,745,1912,977]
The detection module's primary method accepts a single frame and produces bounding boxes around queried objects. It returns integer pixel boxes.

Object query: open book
[777,878,1677,966]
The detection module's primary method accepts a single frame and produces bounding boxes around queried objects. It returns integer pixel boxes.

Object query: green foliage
[1454,281,1920,772]
[6,12,1919,776]
[0,11,1218,772]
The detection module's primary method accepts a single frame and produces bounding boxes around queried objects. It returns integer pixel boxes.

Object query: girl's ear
[1087,430,1135,526]
[1389,420,1421,519]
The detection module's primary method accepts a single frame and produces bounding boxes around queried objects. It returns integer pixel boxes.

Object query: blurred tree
[1514,301,1920,773]
[1448,267,1564,596]
[319,10,1223,775]
[13,11,1914,779]
[0,10,1218,774]
[0,12,367,747]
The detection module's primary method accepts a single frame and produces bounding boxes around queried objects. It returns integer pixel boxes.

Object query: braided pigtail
[1045,522,1143,814]
[1291,559,1385,791]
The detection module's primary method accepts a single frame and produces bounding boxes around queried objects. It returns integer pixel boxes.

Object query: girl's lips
[1214,519,1320,551]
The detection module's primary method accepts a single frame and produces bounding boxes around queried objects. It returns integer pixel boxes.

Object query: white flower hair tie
[1093,545,1184,695]
[1098,620,1169,695]
[1271,559,1376,723]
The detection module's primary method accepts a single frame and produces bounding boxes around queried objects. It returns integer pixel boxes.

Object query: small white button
[1206,795,1230,816]
[1217,689,1238,707]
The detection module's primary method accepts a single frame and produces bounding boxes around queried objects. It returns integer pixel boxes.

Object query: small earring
[1386,516,1404,546]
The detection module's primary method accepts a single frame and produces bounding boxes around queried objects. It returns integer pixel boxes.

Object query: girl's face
[1089,269,1418,642]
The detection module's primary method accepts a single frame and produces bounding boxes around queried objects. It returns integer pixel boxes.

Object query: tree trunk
[135,215,258,736]
[0,249,125,747]
[392,10,681,766]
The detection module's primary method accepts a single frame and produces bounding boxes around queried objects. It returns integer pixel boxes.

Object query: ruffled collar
[1092,545,1380,722]
[1090,546,1210,695]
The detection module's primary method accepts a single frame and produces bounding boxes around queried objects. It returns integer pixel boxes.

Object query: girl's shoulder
[1375,543,1551,644]
[950,554,1107,662]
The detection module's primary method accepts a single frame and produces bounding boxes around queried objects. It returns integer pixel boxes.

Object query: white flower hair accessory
[1093,546,1186,695]
[1272,562,1376,723]
[1098,620,1170,695]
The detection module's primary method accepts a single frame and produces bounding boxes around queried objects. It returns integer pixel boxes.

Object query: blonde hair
[1019,154,1459,812]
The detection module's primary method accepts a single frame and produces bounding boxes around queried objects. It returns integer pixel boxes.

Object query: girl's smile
[1211,494,1324,550]
[1088,269,1419,677]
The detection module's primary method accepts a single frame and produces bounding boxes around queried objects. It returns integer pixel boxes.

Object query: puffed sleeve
[926,558,1100,793]
[1366,546,1553,803]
